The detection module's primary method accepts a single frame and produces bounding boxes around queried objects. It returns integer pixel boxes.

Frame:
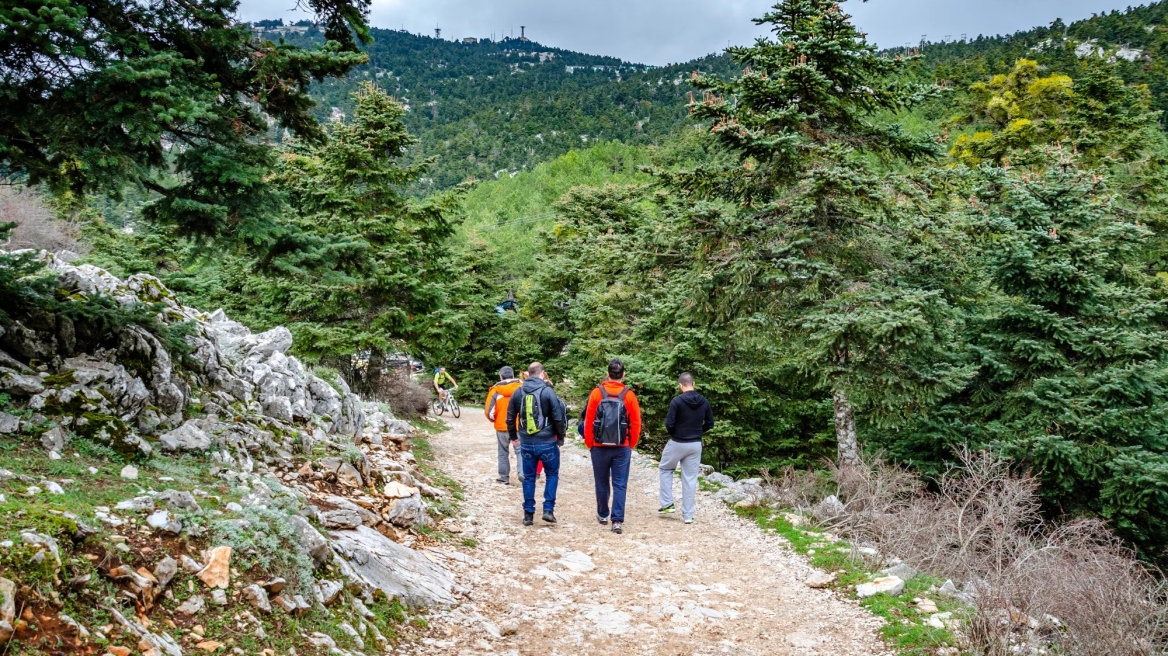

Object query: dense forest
[6,0,1168,573]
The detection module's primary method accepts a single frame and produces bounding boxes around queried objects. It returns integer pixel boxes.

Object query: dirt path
[402,413,889,656]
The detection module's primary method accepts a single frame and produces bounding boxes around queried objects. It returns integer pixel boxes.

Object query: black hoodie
[664,391,714,443]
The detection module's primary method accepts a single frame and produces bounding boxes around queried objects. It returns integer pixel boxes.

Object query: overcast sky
[237,0,1141,66]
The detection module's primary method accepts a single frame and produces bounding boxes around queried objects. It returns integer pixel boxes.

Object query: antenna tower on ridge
[435,26,441,39]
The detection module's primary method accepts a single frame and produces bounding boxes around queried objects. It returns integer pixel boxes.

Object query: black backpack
[592,387,630,446]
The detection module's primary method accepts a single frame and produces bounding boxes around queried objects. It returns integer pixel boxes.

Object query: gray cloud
[236,0,1139,65]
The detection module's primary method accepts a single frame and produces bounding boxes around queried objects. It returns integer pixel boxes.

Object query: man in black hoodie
[507,362,567,526]
[659,372,714,524]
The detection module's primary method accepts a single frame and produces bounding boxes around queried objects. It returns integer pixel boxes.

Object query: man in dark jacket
[659,372,714,524]
[507,362,567,526]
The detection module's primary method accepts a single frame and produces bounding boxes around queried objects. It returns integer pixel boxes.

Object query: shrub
[773,451,1168,655]
[375,372,432,418]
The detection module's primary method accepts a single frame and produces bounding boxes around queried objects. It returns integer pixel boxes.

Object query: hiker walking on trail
[584,358,641,534]
[659,372,714,524]
[507,362,567,526]
[485,366,523,485]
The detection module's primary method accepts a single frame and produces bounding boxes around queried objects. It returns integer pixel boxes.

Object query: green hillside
[272,25,736,189]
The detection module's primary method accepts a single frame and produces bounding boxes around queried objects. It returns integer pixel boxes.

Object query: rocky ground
[403,413,890,656]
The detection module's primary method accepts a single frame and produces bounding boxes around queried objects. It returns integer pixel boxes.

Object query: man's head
[678,372,695,391]
[607,358,625,381]
[527,362,545,379]
[499,366,515,380]
[438,367,446,373]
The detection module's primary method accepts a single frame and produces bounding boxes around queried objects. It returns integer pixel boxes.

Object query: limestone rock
[120,464,139,480]
[287,515,331,567]
[549,551,595,573]
[812,495,845,522]
[241,584,272,613]
[328,525,456,607]
[0,412,17,434]
[39,426,65,452]
[115,496,155,512]
[147,510,182,534]
[805,571,837,589]
[336,462,364,487]
[261,577,286,596]
[197,546,232,589]
[159,421,211,452]
[153,556,178,589]
[315,579,344,606]
[320,508,362,530]
[383,481,419,499]
[855,575,905,599]
[881,562,918,582]
[158,489,200,511]
[0,370,44,396]
[385,495,426,528]
[175,595,205,615]
[0,577,15,634]
[180,555,204,574]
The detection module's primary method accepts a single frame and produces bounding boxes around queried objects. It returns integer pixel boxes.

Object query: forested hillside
[274,26,736,189]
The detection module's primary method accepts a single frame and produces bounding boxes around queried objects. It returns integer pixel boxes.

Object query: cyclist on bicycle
[433,367,459,403]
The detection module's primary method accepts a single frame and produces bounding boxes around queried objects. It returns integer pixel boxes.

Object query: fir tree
[662,0,959,464]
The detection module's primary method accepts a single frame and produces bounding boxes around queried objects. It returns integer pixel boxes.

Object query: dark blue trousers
[590,446,631,523]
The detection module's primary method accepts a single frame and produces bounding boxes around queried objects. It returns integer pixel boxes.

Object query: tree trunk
[833,390,860,466]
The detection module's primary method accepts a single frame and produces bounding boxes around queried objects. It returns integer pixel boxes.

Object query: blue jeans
[521,442,560,513]
[591,446,631,523]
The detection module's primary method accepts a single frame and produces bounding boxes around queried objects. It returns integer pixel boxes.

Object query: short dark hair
[527,362,545,377]
[499,366,515,379]
[678,372,694,387]
[607,358,625,380]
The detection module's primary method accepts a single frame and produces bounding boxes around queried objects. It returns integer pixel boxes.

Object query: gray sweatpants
[659,439,702,520]
[497,431,524,482]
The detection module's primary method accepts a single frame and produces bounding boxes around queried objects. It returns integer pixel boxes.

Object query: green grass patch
[736,505,966,655]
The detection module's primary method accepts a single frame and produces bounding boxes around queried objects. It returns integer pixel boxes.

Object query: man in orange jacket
[583,358,641,534]
[484,366,523,484]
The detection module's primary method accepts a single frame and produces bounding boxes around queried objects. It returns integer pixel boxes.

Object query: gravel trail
[402,412,889,656]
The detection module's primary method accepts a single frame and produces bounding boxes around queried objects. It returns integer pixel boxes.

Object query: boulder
[328,525,456,607]
[287,515,331,567]
[315,579,344,606]
[385,495,427,528]
[39,426,65,452]
[0,370,44,396]
[881,562,919,582]
[0,412,17,434]
[159,421,211,452]
[856,576,905,599]
[336,462,364,488]
[153,557,178,589]
[146,510,182,534]
[246,327,292,359]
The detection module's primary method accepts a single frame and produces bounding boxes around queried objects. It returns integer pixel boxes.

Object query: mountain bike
[432,387,460,418]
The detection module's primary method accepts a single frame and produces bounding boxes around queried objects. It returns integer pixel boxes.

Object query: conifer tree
[1,0,370,240]
[663,0,960,464]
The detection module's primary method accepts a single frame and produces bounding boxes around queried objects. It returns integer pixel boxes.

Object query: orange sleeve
[625,390,642,449]
[484,386,496,421]
[583,388,601,448]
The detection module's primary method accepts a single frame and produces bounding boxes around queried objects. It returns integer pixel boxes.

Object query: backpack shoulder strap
[599,386,610,400]
[616,388,628,401]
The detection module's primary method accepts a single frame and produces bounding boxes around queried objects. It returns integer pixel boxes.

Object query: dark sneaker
[542,511,557,524]
[496,478,509,485]
[597,514,609,525]
[523,512,534,526]
[658,504,675,515]
[611,522,623,534]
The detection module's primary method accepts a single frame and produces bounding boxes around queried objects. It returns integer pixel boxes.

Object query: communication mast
[435,26,441,39]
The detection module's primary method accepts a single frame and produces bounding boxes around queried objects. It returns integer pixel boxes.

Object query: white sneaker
[684,517,694,524]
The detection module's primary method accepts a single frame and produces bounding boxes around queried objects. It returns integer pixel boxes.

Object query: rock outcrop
[0,252,455,654]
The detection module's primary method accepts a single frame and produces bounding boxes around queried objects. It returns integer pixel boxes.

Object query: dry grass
[0,185,86,254]
[776,450,1168,655]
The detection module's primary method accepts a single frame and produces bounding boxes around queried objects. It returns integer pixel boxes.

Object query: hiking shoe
[611,522,623,534]
[684,517,694,525]
[523,512,534,526]
[658,504,675,515]
[496,478,509,485]
[597,514,609,525]
[542,511,557,524]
